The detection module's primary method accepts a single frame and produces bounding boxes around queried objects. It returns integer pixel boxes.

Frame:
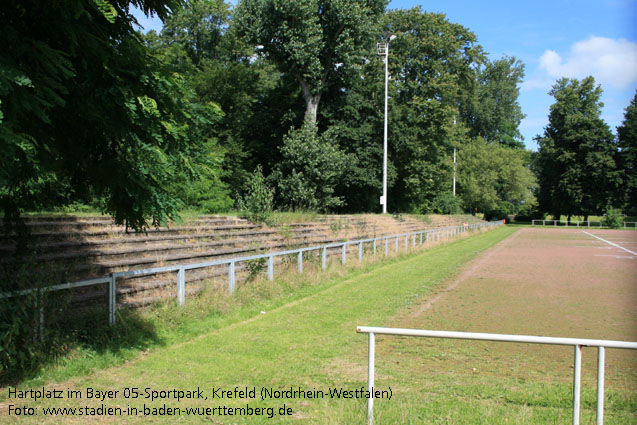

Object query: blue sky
[133,0,637,150]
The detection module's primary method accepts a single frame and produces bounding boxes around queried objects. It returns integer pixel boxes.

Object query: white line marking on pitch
[594,255,635,259]
[582,231,637,256]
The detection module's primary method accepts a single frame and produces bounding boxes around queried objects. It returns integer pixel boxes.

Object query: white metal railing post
[404,235,408,250]
[228,261,235,294]
[384,237,388,256]
[597,346,605,425]
[342,244,347,265]
[359,241,363,262]
[177,268,185,306]
[395,236,399,253]
[426,231,429,243]
[298,251,303,274]
[573,344,582,425]
[373,239,377,256]
[321,247,327,270]
[419,232,423,245]
[412,233,416,248]
[267,255,274,280]
[367,332,376,425]
[108,274,116,326]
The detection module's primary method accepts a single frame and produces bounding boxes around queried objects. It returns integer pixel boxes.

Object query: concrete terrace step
[0,225,326,258]
[4,213,483,310]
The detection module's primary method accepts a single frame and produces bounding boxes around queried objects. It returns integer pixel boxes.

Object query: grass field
[2,226,635,424]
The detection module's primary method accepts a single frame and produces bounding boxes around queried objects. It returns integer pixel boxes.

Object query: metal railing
[1,220,504,326]
[357,326,637,425]
[532,219,603,227]
[531,220,637,229]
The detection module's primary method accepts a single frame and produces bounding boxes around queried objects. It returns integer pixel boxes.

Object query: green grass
[8,225,628,424]
[3,227,522,424]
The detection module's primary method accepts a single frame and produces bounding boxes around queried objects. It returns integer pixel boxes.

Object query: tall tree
[379,8,484,212]
[617,91,637,214]
[234,0,386,123]
[458,138,536,218]
[535,77,623,220]
[0,0,226,230]
[464,56,526,148]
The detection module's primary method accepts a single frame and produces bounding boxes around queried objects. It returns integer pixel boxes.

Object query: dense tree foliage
[235,0,386,123]
[617,92,637,214]
[0,0,225,230]
[458,139,536,218]
[270,121,348,211]
[2,0,546,226]
[535,77,623,220]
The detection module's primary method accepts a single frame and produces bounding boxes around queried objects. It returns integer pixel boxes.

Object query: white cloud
[538,36,637,89]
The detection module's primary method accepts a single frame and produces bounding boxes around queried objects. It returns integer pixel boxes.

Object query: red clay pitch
[391,227,637,388]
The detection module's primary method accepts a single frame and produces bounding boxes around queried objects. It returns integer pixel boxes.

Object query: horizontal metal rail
[356,326,637,425]
[2,220,503,326]
[532,219,603,227]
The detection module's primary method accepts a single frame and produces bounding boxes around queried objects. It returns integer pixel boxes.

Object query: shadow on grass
[0,296,163,386]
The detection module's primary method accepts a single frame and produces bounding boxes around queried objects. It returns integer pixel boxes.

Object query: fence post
[359,242,363,262]
[419,232,423,245]
[404,235,408,250]
[573,344,582,425]
[322,247,327,270]
[367,332,376,425]
[298,251,303,274]
[267,255,274,280]
[373,239,377,256]
[342,244,347,265]
[426,231,429,243]
[108,274,117,326]
[412,234,416,248]
[395,236,399,253]
[384,238,388,256]
[177,268,185,306]
[597,346,605,425]
[228,261,235,294]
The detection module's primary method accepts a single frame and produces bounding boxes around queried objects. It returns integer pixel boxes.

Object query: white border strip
[582,231,637,256]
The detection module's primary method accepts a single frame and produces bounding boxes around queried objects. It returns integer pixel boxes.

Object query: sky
[132,0,637,150]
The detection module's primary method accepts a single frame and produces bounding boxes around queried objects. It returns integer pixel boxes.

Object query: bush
[602,207,623,229]
[484,201,513,221]
[270,122,347,212]
[237,165,274,224]
[427,191,462,215]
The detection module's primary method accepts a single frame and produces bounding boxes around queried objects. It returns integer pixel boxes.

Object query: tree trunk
[304,94,320,123]
[299,78,321,124]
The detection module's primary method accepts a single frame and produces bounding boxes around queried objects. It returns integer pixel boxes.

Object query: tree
[270,121,348,211]
[457,139,536,218]
[379,8,485,212]
[464,56,526,148]
[617,92,637,214]
[535,77,623,220]
[0,0,224,230]
[235,0,386,123]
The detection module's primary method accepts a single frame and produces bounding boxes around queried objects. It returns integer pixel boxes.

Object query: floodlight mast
[378,34,395,214]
